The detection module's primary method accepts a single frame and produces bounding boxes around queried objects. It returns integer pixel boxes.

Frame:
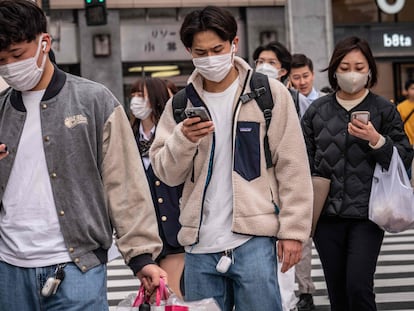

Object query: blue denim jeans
[185,236,282,311]
[0,261,109,311]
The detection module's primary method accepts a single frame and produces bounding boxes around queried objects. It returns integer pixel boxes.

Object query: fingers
[277,241,283,263]
[278,240,302,273]
[181,118,214,143]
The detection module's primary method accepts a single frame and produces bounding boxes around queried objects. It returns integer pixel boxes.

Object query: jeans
[0,261,109,311]
[185,236,282,311]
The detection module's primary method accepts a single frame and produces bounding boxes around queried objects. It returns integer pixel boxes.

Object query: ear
[232,36,239,54]
[279,68,288,78]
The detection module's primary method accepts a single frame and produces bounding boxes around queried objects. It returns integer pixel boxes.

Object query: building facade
[39,0,412,106]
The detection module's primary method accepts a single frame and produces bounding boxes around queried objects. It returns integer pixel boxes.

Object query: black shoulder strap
[172,88,187,123]
[404,108,414,124]
[249,72,274,168]
[172,83,204,123]
[288,88,301,117]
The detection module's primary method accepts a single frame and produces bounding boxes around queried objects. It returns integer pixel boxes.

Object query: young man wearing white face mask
[0,1,166,310]
[252,42,315,311]
[150,6,313,311]
[253,41,311,119]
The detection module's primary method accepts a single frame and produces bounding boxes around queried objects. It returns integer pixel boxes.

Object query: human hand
[0,144,8,160]
[136,264,168,295]
[277,239,302,273]
[181,117,214,143]
[348,119,381,146]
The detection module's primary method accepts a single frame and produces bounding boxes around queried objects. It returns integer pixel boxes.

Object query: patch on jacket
[64,114,88,128]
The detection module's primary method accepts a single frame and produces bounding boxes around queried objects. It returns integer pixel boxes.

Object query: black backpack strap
[172,83,205,123]
[288,88,301,117]
[172,88,187,123]
[245,72,274,168]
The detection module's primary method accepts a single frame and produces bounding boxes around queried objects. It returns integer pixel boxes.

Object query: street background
[107,229,414,310]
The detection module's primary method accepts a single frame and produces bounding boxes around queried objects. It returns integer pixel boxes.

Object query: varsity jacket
[301,92,413,218]
[0,67,162,273]
[150,56,313,245]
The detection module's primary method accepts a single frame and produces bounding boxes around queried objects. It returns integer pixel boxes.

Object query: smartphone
[351,111,370,125]
[184,107,211,122]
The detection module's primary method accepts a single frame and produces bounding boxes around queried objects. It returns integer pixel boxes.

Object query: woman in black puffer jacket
[301,36,413,311]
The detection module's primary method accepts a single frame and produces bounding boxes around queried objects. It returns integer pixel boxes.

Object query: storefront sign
[376,0,405,15]
[383,33,412,48]
[120,21,189,62]
[335,24,414,57]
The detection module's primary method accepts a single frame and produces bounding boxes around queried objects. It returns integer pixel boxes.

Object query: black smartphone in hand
[184,107,211,122]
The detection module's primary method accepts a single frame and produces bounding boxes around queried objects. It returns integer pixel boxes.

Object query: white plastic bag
[369,147,414,233]
[277,261,298,311]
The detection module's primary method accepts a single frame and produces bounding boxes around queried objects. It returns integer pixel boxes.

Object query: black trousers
[314,217,384,311]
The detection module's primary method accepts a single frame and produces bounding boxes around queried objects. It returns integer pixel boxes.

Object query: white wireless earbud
[42,42,47,51]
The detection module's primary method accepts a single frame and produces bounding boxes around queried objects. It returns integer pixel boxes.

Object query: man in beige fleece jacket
[150,6,313,311]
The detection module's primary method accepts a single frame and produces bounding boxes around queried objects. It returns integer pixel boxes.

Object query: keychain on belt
[41,263,66,297]
[216,249,234,273]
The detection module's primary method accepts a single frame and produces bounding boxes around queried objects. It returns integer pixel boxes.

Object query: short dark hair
[405,79,414,91]
[324,36,377,91]
[0,0,47,51]
[291,53,313,72]
[252,41,292,83]
[180,6,237,49]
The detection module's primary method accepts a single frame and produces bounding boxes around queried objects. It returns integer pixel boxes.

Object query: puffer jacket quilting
[301,92,413,219]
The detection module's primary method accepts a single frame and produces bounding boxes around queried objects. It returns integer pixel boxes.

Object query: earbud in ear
[42,42,47,52]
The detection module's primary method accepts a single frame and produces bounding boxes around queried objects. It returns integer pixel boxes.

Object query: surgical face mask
[255,63,280,80]
[0,36,47,91]
[192,45,234,82]
[130,96,152,120]
[336,71,369,94]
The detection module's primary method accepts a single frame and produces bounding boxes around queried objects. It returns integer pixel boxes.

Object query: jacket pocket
[234,121,261,181]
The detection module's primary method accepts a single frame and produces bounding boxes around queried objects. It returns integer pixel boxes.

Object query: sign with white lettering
[120,20,189,62]
[383,33,412,48]
[335,24,414,57]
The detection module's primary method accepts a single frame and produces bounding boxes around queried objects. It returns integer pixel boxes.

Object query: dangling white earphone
[42,41,47,52]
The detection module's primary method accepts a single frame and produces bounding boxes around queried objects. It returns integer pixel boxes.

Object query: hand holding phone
[0,142,7,154]
[184,107,211,122]
[351,111,370,125]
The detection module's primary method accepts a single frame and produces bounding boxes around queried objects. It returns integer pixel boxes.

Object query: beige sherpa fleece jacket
[150,56,313,245]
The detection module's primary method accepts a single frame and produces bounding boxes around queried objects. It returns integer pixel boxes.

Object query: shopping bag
[311,176,330,237]
[117,279,220,311]
[369,147,414,233]
[277,260,298,311]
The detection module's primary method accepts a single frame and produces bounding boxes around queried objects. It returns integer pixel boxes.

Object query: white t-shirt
[0,90,71,267]
[187,78,251,253]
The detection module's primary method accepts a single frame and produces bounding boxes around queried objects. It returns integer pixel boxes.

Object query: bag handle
[132,279,169,307]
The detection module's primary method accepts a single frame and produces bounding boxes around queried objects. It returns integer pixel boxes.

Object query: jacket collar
[10,65,67,112]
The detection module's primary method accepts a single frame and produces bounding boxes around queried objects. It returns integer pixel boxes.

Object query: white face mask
[192,45,234,82]
[130,97,152,120]
[0,36,47,91]
[336,71,369,94]
[255,63,280,80]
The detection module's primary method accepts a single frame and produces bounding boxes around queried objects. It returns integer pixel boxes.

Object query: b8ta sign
[383,33,412,48]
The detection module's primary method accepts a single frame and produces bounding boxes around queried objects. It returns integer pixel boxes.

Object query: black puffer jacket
[301,91,413,219]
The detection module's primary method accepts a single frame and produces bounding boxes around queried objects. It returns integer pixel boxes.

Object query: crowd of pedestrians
[0,1,413,311]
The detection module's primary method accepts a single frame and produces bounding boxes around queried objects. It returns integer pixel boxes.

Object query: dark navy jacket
[145,165,183,248]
